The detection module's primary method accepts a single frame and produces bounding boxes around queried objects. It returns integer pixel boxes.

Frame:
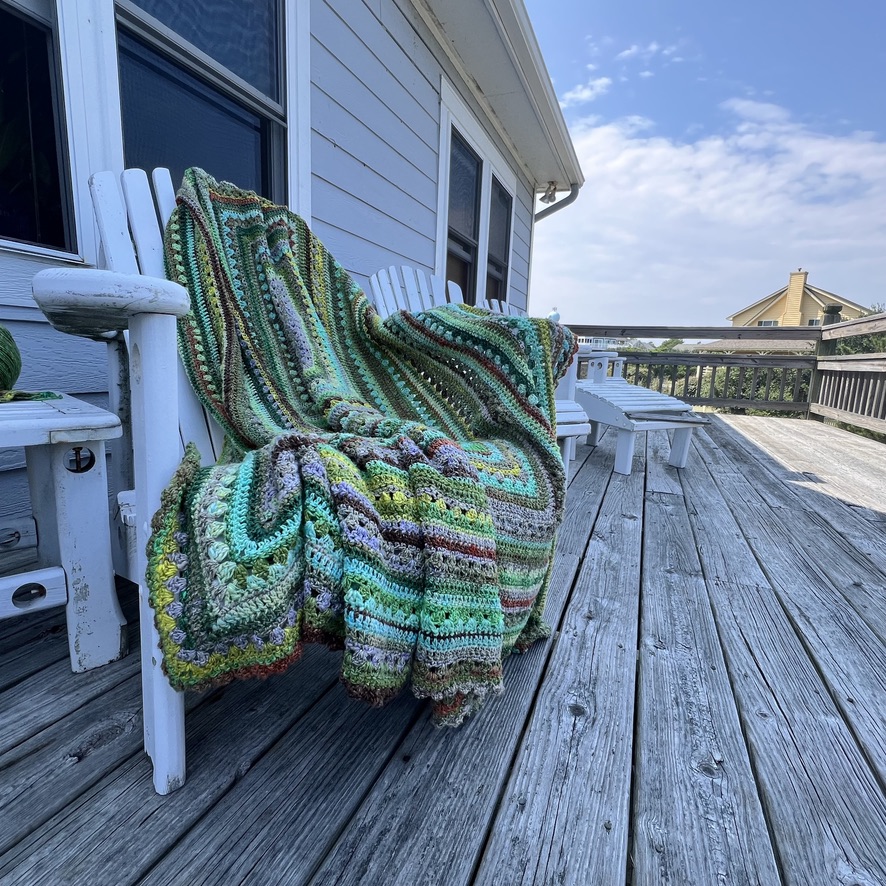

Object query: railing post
[808,305,841,420]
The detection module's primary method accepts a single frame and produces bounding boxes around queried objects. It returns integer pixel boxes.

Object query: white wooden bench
[0,395,125,671]
[368,267,591,474]
[573,350,708,475]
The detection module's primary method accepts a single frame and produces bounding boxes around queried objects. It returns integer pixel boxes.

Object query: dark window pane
[129,0,279,100]
[448,130,480,242]
[446,251,470,299]
[119,32,266,195]
[0,7,69,250]
[488,177,512,264]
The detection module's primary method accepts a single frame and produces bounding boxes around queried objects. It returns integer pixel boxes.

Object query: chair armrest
[32,267,190,341]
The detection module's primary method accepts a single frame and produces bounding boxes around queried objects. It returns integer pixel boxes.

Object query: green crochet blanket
[147,168,576,725]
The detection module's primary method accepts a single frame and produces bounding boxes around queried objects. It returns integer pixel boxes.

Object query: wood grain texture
[474,468,645,885]
[0,646,343,884]
[632,492,780,885]
[141,689,421,886]
[307,545,584,886]
[645,430,684,496]
[693,429,886,787]
[682,445,886,885]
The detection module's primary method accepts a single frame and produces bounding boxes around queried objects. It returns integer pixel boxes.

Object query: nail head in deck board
[633,496,780,885]
[140,690,420,886]
[0,647,344,885]
[474,469,644,886]
[309,548,585,886]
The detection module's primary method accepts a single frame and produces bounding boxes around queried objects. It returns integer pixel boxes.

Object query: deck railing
[567,316,886,434]
[811,314,886,434]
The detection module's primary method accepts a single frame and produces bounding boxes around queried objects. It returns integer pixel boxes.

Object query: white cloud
[616,41,661,62]
[560,77,613,108]
[530,103,886,326]
[639,70,654,79]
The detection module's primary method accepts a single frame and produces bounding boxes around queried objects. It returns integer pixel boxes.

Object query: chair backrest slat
[152,168,178,230]
[121,169,166,279]
[400,266,425,312]
[92,167,224,466]
[89,172,139,275]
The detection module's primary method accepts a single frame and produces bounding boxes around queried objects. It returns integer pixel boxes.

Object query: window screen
[0,5,70,250]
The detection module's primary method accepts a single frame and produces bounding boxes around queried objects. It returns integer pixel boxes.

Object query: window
[486,177,512,303]
[807,318,821,326]
[757,320,779,327]
[0,3,72,251]
[446,130,481,298]
[116,0,284,200]
[438,81,516,306]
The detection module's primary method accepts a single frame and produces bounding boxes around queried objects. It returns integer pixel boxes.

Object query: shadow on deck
[2,415,886,885]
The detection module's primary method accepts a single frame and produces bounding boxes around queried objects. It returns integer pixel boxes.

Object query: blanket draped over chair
[147,168,576,725]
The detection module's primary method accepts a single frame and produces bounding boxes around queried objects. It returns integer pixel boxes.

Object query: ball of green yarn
[0,324,22,391]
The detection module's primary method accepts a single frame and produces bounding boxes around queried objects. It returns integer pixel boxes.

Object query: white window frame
[436,79,516,303]
[757,320,779,327]
[0,0,310,275]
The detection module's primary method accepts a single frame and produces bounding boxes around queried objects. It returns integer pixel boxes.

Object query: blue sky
[524,0,886,325]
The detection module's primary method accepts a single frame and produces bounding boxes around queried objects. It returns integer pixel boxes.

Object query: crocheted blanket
[148,168,576,725]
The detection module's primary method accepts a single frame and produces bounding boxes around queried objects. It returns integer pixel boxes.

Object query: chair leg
[668,427,694,468]
[588,421,605,446]
[140,583,187,794]
[28,441,127,671]
[614,429,637,475]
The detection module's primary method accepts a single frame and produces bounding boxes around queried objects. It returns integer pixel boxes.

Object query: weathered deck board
[632,491,780,885]
[682,438,886,885]
[474,466,645,884]
[2,417,886,886]
[0,648,343,884]
[307,548,584,886]
[719,414,886,519]
[140,688,421,886]
[693,426,886,786]
[710,417,886,590]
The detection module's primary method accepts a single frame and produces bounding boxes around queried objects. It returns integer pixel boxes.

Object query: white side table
[0,394,126,671]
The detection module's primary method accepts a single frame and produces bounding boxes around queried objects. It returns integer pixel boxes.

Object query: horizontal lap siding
[310,0,439,283]
[312,0,537,305]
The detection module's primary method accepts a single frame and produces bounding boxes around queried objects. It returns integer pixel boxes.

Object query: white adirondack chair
[33,168,201,794]
[368,264,463,315]
[573,348,708,475]
[367,268,590,472]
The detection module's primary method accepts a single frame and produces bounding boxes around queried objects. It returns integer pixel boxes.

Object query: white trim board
[435,78,517,302]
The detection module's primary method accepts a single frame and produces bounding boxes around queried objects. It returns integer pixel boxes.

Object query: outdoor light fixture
[539,182,558,204]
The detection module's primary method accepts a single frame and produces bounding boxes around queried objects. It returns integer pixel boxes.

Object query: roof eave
[417,0,584,192]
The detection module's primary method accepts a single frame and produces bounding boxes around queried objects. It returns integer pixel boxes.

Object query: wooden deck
[2,415,886,885]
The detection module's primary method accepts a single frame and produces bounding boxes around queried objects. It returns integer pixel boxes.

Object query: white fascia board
[726,288,786,322]
[485,0,583,188]
[415,0,582,191]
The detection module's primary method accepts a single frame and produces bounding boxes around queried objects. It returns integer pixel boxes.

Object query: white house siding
[1,0,540,539]
[310,0,536,309]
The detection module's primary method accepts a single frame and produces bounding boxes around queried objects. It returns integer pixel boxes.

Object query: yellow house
[728,270,867,327]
